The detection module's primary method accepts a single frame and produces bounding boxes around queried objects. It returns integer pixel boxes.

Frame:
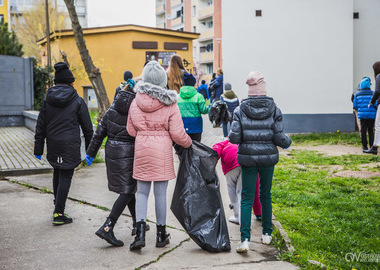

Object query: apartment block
[0,0,10,25]
[156,0,221,82]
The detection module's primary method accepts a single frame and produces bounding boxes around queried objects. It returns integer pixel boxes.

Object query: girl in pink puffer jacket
[212,140,261,224]
[127,61,192,250]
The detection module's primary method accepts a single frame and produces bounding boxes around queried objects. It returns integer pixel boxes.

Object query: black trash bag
[209,101,231,127]
[171,141,231,253]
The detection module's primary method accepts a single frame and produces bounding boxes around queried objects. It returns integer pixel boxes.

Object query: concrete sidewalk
[1,162,297,270]
[0,116,298,269]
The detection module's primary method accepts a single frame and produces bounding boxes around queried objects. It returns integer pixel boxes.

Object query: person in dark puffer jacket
[86,80,142,247]
[34,62,93,226]
[229,71,291,253]
[353,77,376,152]
[221,82,239,137]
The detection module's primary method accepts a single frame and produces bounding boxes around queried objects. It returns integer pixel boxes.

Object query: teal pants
[240,166,275,241]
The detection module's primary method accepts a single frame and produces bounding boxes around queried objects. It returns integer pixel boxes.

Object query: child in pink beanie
[213,140,261,224]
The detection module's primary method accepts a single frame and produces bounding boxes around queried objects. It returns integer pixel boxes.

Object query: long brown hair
[167,54,187,93]
[373,61,380,78]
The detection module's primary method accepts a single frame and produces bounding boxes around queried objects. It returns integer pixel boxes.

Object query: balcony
[200,51,214,62]
[199,28,214,41]
[171,0,182,7]
[198,5,213,20]
[156,4,165,15]
[171,16,183,27]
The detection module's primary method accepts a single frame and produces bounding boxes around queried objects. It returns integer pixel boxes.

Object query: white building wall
[223,0,353,115]
[353,0,380,87]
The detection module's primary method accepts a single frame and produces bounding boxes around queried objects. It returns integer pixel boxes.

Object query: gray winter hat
[225,82,232,90]
[142,61,167,88]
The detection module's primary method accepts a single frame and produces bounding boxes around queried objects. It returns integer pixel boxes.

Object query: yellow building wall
[44,30,195,103]
[0,0,9,23]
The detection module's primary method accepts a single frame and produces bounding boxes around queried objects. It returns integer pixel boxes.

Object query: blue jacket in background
[198,84,209,100]
[220,90,239,115]
[353,88,377,119]
[213,74,223,100]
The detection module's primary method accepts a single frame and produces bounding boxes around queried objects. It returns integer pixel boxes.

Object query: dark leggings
[108,194,136,225]
[53,168,74,214]
[360,119,375,148]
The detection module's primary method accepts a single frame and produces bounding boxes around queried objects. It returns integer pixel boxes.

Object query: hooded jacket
[178,86,210,134]
[353,88,376,120]
[212,139,240,175]
[87,90,136,194]
[127,81,192,181]
[198,83,209,100]
[34,84,93,169]
[229,96,291,167]
[221,90,240,115]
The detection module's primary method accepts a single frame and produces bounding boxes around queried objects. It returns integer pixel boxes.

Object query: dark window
[256,10,262,17]
[353,12,359,19]
[132,41,158,49]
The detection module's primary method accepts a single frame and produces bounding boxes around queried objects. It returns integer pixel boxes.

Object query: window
[0,0,3,6]
[207,21,213,29]
[193,26,196,33]
[0,15,3,22]
[193,46,197,58]
[255,10,262,17]
[353,12,359,19]
[207,0,213,6]
[206,63,213,74]
[176,10,181,18]
[192,5,196,17]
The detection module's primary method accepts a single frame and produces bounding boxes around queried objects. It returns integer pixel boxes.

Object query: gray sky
[87,0,156,27]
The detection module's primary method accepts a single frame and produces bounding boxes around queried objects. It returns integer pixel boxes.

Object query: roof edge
[37,24,200,45]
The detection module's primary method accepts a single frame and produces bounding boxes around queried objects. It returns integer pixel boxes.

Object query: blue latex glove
[34,155,42,160]
[86,155,94,166]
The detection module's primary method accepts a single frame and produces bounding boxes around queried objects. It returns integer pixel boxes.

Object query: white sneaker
[261,233,272,245]
[228,215,240,224]
[236,239,250,253]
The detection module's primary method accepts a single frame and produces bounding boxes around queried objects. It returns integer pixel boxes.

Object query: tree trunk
[63,0,110,116]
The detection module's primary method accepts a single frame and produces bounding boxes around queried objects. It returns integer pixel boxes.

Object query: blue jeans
[222,121,232,137]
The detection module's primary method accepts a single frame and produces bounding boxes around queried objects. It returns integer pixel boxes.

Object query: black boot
[156,224,170,248]
[130,220,146,250]
[132,222,150,236]
[95,218,124,247]
[364,146,377,155]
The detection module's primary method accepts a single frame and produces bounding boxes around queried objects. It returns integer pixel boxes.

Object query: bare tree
[63,0,110,116]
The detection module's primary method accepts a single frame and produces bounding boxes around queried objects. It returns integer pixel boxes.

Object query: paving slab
[8,159,298,269]
[0,127,51,176]
[0,181,188,270]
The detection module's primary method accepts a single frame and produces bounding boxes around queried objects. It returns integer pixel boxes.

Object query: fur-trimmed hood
[134,81,178,113]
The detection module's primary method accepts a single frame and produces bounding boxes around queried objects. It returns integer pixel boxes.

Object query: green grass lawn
[290,132,362,147]
[272,149,380,269]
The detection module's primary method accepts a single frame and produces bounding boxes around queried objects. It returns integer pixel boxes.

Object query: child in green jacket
[178,73,209,142]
